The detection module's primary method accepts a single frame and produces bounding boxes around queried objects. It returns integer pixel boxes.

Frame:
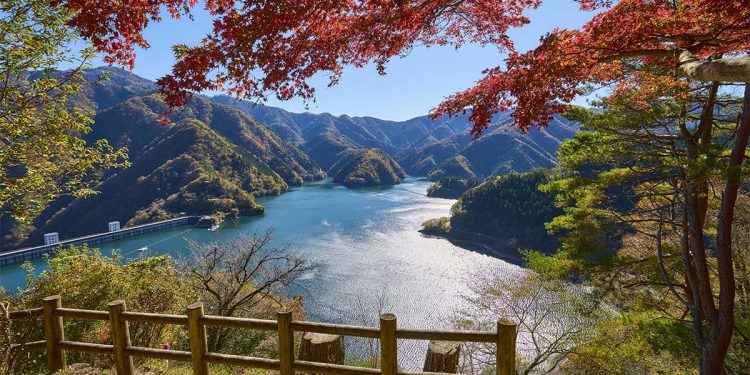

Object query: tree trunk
[423,341,461,373]
[700,84,750,374]
[298,332,345,373]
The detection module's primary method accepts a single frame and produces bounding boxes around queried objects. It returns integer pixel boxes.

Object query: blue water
[0,177,525,366]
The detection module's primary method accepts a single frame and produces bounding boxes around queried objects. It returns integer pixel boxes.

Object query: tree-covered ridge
[423,169,563,253]
[402,116,578,180]
[328,148,406,188]
[427,155,476,181]
[17,118,279,247]
[212,96,578,179]
[88,94,325,186]
[302,129,359,171]
[0,85,332,249]
[426,177,483,199]
[452,169,561,231]
[211,96,472,152]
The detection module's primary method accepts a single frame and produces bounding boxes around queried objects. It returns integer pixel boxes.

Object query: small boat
[137,246,149,258]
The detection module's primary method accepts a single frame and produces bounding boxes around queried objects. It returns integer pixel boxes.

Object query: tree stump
[423,341,461,373]
[298,332,345,372]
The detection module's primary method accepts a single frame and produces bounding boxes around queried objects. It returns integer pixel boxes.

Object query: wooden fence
[6,295,517,375]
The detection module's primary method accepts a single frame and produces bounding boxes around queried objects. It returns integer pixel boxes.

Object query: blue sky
[88,1,597,121]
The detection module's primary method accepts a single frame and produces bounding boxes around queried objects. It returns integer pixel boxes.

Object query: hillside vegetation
[2,68,575,249]
[426,177,484,199]
[422,169,562,253]
[328,148,407,187]
[403,118,579,180]
[2,69,326,249]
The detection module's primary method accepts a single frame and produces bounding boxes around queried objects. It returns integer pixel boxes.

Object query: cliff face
[328,148,407,188]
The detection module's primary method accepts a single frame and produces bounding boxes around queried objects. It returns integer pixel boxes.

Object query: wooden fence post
[108,300,135,375]
[187,303,209,375]
[496,318,517,375]
[277,309,294,375]
[379,313,397,375]
[42,295,66,372]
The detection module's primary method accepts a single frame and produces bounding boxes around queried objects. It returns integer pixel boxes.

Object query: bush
[2,239,310,374]
[420,217,451,235]
[3,246,196,371]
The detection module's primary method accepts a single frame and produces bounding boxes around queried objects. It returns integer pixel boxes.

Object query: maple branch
[677,50,750,83]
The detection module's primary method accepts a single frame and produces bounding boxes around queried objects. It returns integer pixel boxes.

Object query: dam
[0,216,200,266]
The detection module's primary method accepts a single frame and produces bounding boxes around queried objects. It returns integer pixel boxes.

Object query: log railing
[6,295,517,375]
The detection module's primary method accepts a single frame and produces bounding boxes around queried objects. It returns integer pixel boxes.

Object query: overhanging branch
[605,49,750,82]
[677,50,750,82]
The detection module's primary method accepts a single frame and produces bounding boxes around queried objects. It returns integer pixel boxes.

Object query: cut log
[423,340,461,373]
[298,332,345,372]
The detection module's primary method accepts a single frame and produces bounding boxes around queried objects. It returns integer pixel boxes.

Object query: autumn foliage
[57,0,541,122]
[57,0,750,135]
[41,1,750,372]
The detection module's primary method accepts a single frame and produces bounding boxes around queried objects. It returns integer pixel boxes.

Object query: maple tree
[48,0,750,372]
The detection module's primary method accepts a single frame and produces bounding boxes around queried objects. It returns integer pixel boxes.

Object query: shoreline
[419,227,528,266]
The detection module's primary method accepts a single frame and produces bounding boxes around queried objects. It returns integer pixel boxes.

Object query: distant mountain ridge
[210,96,579,179]
[328,149,406,188]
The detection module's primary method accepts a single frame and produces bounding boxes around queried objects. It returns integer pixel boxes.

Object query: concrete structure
[108,221,121,232]
[43,233,60,245]
[0,216,199,266]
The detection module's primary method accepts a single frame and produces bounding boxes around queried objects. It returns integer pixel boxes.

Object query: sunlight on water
[0,177,526,368]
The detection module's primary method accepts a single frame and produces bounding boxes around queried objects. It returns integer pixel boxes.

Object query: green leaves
[0,0,128,224]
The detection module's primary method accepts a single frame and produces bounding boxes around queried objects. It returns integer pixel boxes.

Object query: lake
[0,177,526,367]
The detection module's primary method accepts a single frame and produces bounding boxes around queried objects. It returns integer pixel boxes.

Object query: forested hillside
[2,68,574,249]
[401,117,579,180]
[423,169,563,253]
[1,69,325,249]
[328,148,406,187]
[23,119,276,246]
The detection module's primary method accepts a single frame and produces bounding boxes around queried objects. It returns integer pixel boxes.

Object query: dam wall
[0,216,199,266]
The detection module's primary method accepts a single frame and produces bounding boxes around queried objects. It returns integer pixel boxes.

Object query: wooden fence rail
[6,295,517,375]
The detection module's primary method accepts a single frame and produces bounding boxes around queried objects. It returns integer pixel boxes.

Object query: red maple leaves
[58,0,750,134]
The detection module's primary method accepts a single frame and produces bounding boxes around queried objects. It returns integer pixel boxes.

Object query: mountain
[79,67,159,110]
[29,118,278,244]
[3,67,577,249]
[402,116,579,181]
[5,69,326,249]
[89,94,325,185]
[210,96,579,179]
[211,96,472,152]
[328,149,406,187]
